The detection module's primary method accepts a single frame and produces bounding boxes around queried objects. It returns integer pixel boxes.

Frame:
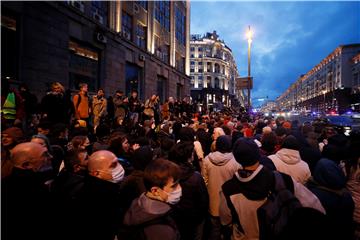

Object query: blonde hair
[51,82,65,93]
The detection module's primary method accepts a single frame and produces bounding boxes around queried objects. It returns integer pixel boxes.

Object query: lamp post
[246,26,253,110]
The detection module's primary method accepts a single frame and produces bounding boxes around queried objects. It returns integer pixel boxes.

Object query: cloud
[191,2,360,101]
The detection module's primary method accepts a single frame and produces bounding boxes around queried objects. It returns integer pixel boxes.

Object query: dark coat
[307,158,355,239]
[41,92,73,124]
[77,175,125,240]
[2,168,55,240]
[173,163,209,239]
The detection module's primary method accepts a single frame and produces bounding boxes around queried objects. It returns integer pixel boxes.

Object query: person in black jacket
[77,150,125,240]
[169,141,209,240]
[40,82,73,125]
[2,142,55,240]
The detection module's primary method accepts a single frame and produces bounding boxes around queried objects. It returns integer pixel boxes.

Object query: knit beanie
[216,135,232,153]
[233,138,260,167]
[281,135,300,150]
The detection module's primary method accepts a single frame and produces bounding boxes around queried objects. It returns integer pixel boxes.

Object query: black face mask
[239,169,254,178]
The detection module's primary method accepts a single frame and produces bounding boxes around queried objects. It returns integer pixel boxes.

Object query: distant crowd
[2,81,360,240]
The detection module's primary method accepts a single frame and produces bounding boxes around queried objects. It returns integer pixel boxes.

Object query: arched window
[215,63,220,73]
[206,76,211,88]
[215,77,220,88]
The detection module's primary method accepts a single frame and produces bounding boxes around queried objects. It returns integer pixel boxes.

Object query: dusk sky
[191,1,360,106]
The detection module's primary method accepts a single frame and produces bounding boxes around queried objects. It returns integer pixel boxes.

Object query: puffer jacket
[268,148,311,184]
[202,151,241,216]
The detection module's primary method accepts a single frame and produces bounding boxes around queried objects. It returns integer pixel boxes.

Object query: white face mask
[111,164,125,183]
[164,186,182,205]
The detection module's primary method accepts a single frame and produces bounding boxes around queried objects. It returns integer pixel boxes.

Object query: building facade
[277,44,360,114]
[2,1,190,102]
[189,31,242,110]
[351,53,360,111]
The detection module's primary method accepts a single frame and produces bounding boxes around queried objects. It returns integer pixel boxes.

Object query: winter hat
[216,135,232,153]
[178,127,195,142]
[233,138,260,167]
[132,146,153,171]
[282,135,300,150]
[2,127,24,143]
[282,121,292,129]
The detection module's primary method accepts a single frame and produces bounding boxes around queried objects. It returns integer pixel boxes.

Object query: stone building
[351,53,360,111]
[277,44,360,114]
[189,31,242,110]
[1,1,190,102]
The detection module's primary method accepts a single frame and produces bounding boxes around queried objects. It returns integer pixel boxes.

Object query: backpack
[257,171,302,240]
[119,214,178,240]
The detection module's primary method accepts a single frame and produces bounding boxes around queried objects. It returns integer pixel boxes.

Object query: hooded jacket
[123,193,180,240]
[268,148,311,184]
[202,151,241,216]
[219,165,326,240]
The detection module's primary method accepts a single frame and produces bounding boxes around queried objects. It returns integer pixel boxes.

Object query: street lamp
[246,26,253,110]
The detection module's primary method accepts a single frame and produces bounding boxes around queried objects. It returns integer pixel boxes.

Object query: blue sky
[190,1,360,105]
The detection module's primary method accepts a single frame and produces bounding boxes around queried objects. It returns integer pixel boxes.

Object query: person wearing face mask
[75,150,125,240]
[123,159,181,240]
[2,142,56,240]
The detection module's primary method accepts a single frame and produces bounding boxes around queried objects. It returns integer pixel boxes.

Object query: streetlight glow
[246,26,253,41]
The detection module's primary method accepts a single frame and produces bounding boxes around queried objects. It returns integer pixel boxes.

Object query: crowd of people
[2,81,360,240]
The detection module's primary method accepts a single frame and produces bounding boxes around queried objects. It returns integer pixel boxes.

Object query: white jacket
[202,151,241,216]
[219,165,326,240]
[268,148,311,184]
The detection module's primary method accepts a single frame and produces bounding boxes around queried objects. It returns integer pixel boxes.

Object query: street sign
[236,77,253,90]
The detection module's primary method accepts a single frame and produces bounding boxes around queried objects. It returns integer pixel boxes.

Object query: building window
[122,11,132,40]
[190,61,195,65]
[175,6,186,46]
[198,76,203,80]
[126,62,143,99]
[69,40,99,92]
[190,47,195,51]
[198,62,203,65]
[198,54,202,58]
[190,69,195,73]
[157,76,167,102]
[206,76,211,88]
[136,23,146,49]
[198,47,203,52]
[191,54,194,58]
[177,83,183,100]
[207,62,211,72]
[137,1,147,10]
[154,1,170,31]
[215,77,220,88]
[1,14,18,81]
[163,45,170,64]
[198,68,203,73]
[215,63,220,73]
[91,1,107,25]
[176,56,185,72]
